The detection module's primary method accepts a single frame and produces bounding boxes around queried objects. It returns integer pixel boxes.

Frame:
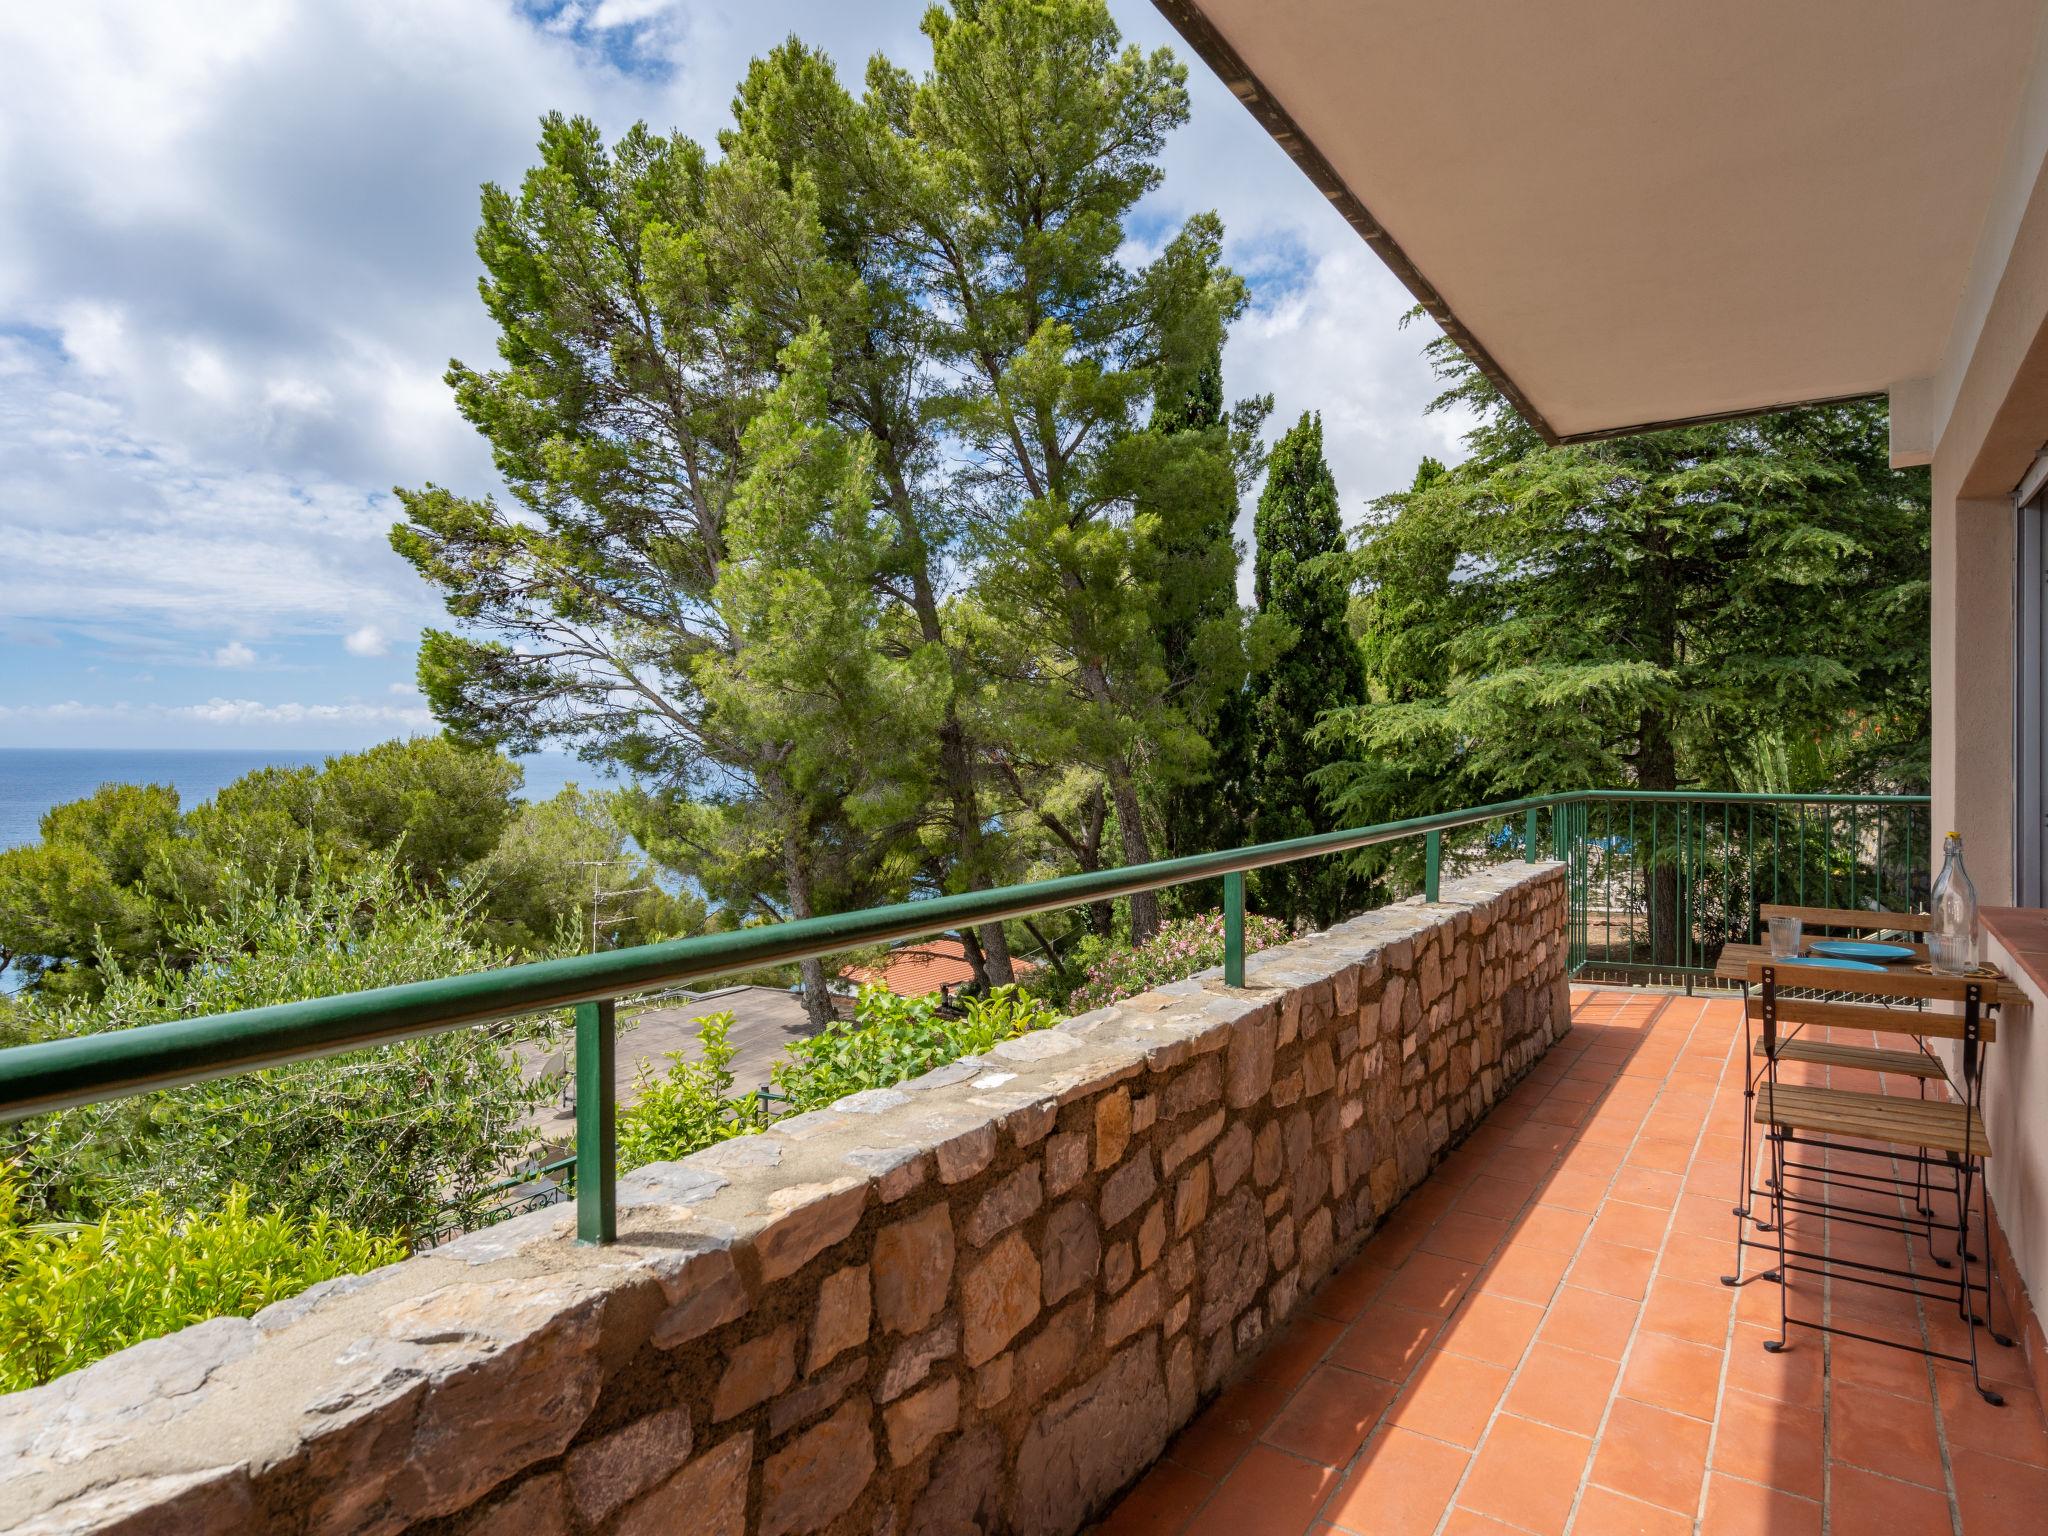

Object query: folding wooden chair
[1736,907,1945,1227]
[1719,908,1937,1256]
[1720,946,2016,1405]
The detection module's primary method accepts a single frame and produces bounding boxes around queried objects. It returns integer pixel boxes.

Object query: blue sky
[0,0,1470,751]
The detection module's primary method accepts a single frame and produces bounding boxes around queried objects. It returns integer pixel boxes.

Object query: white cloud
[212,640,258,668]
[52,301,131,379]
[589,0,675,28]
[344,624,389,657]
[176,697,435,728]
[0,341,442,637]
[0,0,1459,744]
[0,700,113,722]
[1225,249,1475,517]
[0,698,436,729]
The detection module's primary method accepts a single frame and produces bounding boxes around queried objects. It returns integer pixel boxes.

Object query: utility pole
[576,852,656,953]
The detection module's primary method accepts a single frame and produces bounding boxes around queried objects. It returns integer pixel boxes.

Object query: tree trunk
[1021,917,1071,981]
[1083,787,1113,938]
[776,796,837,1031]
[1067,640,1161,943]
[797,956,835,1029]
[892,469,1015,988]
[1107,764,1161,943]
[976,921,1015,987]
[939,721,1014,984]
[958,925,992,992]
[1637,709,1681,968]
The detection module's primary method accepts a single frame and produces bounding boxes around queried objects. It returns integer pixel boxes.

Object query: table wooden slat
[1715,942,2018,1004]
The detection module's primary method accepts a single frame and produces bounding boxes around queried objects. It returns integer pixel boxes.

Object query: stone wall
[0,866,1568,1536]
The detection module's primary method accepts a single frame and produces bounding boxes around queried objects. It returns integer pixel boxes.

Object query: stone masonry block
[873,1204,954,1337]
[961,1232,1040,1366]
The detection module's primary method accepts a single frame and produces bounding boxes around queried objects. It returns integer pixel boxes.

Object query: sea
[0,748,601,852]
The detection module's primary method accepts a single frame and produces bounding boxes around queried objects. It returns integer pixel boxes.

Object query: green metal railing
[1553,792,1930,984]
[0,788,1926,1245]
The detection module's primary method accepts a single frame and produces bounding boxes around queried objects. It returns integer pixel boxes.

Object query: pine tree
[1245,412,1366,925]
[392,2,1261,965]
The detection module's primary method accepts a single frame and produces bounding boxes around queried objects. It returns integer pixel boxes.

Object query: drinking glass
[1768,914,1803,959]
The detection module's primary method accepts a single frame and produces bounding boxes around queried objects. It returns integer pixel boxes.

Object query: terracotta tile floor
[1096,988,2048,1536]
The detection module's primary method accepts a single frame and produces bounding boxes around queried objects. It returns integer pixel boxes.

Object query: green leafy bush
[771,986,1062,1114]
[5,858,560,1239]
[1067,911,1292,1012]
[0,1172,401,1391]
[615,1014,770,1170]
[0,739,531,999]
[612,985,1061,1168]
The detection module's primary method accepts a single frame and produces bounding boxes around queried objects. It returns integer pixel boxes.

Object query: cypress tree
[1247,412,1366,925]
[1152,345,1254,877]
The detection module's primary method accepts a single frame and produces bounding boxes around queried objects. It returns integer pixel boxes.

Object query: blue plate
[1765,954,1888,973]
[1808,940,1916,962]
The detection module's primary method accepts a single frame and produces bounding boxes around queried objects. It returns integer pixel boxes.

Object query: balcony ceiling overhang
[1155,0,2048,447]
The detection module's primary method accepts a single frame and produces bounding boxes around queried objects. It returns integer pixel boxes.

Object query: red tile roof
[840,937,1038,998]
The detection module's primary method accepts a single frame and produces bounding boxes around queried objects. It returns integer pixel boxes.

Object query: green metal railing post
[1424,830,1441,902]
[1223,872,1246,987]
[1525,807,1540,863]
[575,998,616,1245]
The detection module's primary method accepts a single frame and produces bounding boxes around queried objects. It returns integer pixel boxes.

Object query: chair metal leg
[1722,1151,1751,1286]
[1724,987,1758,1286]
[1763,1130,1792,1353]
[1734,980,1755,1221]
[1955,1154,2003,1405]
[1919,1080,1949,1268]
[1950,1153,1973,1278]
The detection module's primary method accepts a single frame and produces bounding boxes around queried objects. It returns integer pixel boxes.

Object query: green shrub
[611,986,1061,1169]
[771,986,1062,1114]
[615,1013,770,1169]
[0,1172,401,1392]
[6,858,560,1240]
[1067,911,1293,1012]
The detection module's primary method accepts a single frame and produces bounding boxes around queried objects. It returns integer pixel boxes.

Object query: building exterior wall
[1928,134,2048,1333]
[1929,147,2048,904]
[1974,925,2048,1398]
[0,867,1568,1536]
[1929,489,2015,905]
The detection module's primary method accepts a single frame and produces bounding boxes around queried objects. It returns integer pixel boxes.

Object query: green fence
[1555,792,1930,984]
[0,789,1925,1246]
